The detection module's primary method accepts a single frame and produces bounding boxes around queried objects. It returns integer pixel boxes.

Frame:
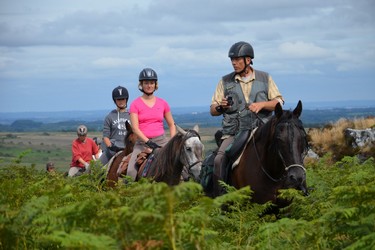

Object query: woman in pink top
[126,68,176,180]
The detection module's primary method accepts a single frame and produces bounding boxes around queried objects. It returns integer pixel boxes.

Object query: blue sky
[1,0,374,113]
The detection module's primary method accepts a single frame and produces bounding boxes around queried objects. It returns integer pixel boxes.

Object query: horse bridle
[252,121,307,183]
[186,160,202,171]
[182,131,203,180]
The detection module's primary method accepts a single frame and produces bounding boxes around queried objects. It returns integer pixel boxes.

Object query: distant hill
[0,100,374,132]
[0,107,374,133]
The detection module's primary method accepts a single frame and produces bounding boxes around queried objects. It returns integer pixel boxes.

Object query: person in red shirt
[68,125,100,177]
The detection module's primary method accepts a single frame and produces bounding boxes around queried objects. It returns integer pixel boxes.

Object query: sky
[0,0,374,113]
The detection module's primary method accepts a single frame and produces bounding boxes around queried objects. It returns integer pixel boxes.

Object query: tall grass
[308,117,375,161]
[1,154,374,249]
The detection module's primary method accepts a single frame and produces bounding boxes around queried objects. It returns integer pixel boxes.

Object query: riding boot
[218,156,230,195]
[219,157,229,183]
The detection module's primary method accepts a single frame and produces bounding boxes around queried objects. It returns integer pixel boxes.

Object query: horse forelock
[183,129,201,141]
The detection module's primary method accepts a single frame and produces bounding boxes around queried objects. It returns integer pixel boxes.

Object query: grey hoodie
[102,109,130,148]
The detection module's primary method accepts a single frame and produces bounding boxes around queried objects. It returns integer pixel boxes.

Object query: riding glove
[146,140,161,149]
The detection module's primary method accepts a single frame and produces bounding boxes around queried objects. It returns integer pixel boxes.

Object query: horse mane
[150,133,186,181]
[150,129,201,182]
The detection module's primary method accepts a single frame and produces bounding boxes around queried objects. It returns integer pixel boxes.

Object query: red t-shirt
[70,137,99,168]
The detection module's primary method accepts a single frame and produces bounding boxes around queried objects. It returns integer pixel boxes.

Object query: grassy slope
[0,128,220,172]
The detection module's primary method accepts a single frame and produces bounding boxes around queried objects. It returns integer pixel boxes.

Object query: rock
[306,149,319,159]
[344,128,375,148]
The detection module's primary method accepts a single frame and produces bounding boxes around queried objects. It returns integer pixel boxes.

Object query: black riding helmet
[138,68,159,93]
[228,41,254,59]
[228,41,254,74]
[112,86,129,102]
[139,68,158,81]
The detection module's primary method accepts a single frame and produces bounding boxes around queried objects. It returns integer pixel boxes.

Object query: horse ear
[192,124,199,133]
[125,120,132,132]
[275,102,283,119]
[175,123,187,135]
[293,100,303,118]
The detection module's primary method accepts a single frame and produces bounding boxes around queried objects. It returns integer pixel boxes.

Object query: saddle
[225,130,250,160]
[217,128,257,189]
[135,149,156,180]
[227,128,258,167]
[116,153,132,177]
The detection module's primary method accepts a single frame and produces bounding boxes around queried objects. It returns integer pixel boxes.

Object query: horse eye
[186,147,192,151]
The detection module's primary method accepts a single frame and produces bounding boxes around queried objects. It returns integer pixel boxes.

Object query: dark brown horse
[231,100,308,205]
[137,125,204,186]
[106,120,137,187]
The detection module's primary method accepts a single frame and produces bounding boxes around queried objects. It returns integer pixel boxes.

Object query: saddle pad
[232,127,258,169]
[141,153,155,177]
[117,153,132,176]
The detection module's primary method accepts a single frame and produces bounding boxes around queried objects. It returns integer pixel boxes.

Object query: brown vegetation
[308,117,375,161]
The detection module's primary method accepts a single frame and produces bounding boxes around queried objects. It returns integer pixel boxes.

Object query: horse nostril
[289,174,296,181]
[300,185,309,196]
[302,188,309,196]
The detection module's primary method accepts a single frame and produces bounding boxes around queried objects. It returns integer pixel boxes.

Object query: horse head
[175,124,205,182]
[274,100,309,195]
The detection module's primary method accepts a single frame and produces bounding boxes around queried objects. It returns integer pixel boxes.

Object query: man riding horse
[209,41,284,196]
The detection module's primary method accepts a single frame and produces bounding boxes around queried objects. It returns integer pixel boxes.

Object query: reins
[253,137,284,182]
[186,160,202,170]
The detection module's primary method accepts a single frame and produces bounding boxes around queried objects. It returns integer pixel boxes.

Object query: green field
[0,128,220,172]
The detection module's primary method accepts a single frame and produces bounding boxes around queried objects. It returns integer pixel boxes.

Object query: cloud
[278,41,328,59]
[0,0,374,112]
[92,57,140,68]
[0,56,16,69]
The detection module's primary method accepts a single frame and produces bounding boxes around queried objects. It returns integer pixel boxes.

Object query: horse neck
[255,119,285,177]
[150,135,184,185]
[123,146,132,156]
[124,133,136,155]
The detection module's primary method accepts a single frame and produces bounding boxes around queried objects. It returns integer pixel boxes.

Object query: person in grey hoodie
[99,86,131,165]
